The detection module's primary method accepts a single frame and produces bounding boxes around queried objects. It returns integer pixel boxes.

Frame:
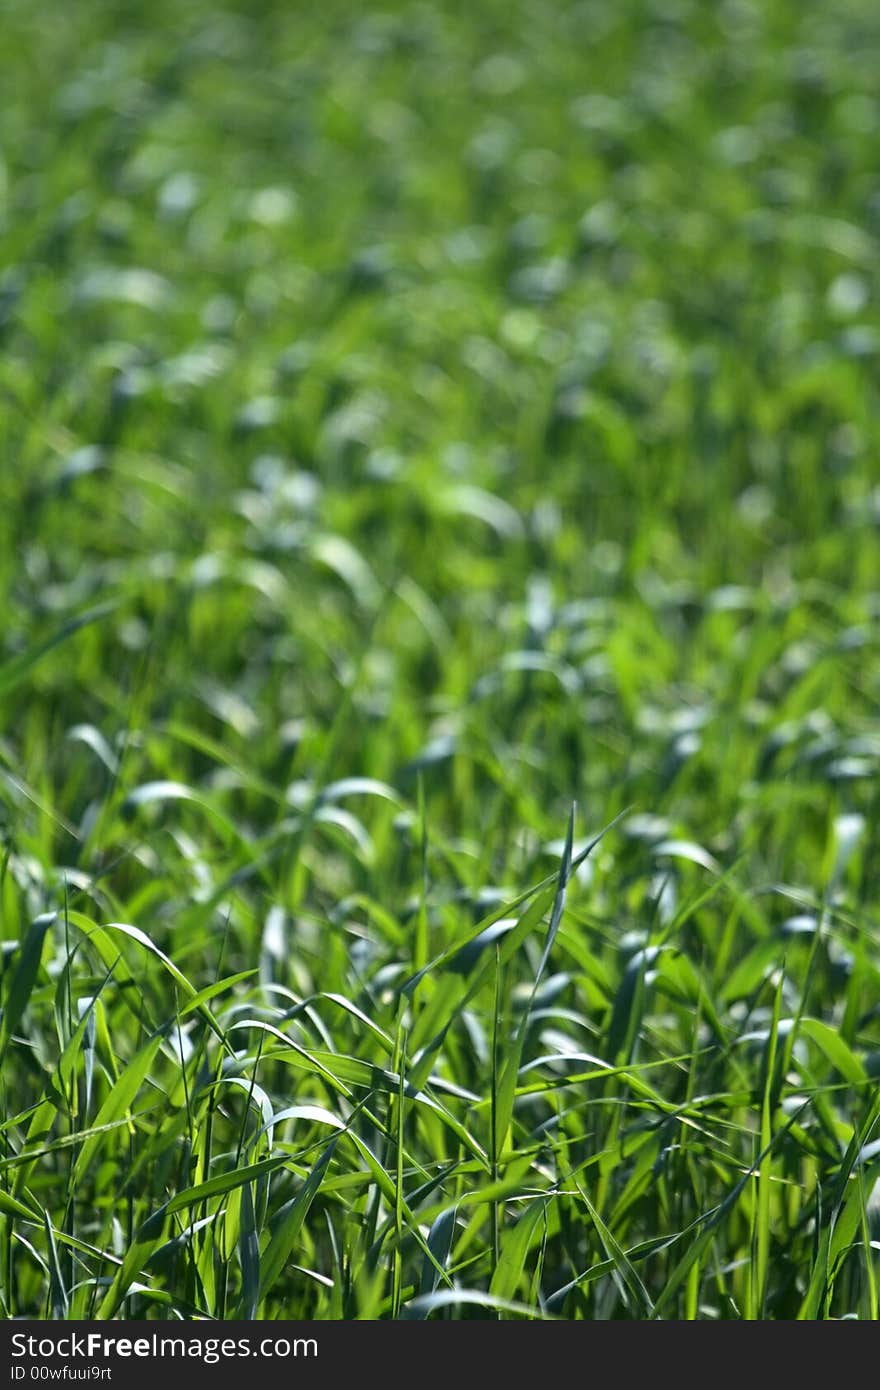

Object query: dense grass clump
[2,0,880,1319]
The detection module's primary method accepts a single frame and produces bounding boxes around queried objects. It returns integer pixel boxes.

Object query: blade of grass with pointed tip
[259,1136,339,1298]
[391,1023,407,1319]
[345,1131,453,1291]
[0,1190,41,1222]
[752,971,783,1320]
[165,1154,294,1216]
[798,1103,880,1320]
[408,889,553,1086]
[0,913,56,1067]
[418,1205,458,1304]
[858,1169,879,1320]
[652,1099,812,1319]
[489,1197,548,1302]
[238,1182,260,1319]
[575,1179,653,1317]
[536,804,575,983]
[401,808,626,999]
[494,814,578,1160]
[44,1213,69,1319]
[71,1032,166,1188]
[96,1203,170,1319]
[797,1018,867,1086]
[178,970,259,1018]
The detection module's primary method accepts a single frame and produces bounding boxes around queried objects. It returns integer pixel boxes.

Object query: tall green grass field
[2,0,880,1320]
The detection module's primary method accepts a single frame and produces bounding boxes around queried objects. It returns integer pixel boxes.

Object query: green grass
[2,0,880,1320]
